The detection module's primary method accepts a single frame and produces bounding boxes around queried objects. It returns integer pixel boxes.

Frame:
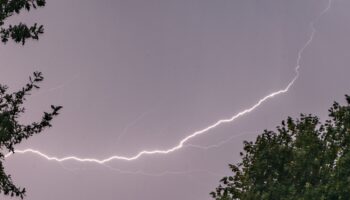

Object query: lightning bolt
[185,131,258,150]
[5,0,333,164]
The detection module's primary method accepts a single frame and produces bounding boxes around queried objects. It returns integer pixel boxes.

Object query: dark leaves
[211,95,350,200]
[0,23,44,45]
[0,0,46,45]
[0,72,62,198]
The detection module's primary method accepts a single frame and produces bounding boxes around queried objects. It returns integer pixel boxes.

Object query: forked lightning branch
[5,0,333,164]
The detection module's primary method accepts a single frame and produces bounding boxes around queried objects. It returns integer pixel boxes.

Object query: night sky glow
[2,0,350,199]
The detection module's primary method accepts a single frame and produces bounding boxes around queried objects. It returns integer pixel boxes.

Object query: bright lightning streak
[185,131,258,150]
[5,0,333,164]
[3,61,302,163]
[5,74,299,163]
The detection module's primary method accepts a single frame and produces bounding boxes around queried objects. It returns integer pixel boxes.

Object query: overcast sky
[1,0,350,199]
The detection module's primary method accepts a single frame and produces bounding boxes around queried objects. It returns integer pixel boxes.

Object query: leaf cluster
[0,72,62,198]
[0,0,46,45]
[211,95,350,200]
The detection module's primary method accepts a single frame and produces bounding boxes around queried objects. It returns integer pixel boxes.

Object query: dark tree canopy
[0,0,60,198]
[0,72,62,198]
[211,95,350,200]
[0,0,46,45]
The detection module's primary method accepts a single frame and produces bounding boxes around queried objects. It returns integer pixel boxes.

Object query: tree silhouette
[211,95,350,200]
[0,0,62,198]
[0,72,62,198]
[1,0,46,45]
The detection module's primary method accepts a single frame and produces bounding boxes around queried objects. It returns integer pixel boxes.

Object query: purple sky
[1,0,350,199]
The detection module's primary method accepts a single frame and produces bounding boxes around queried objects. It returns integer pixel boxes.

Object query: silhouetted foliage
[0,1,59,198]
[0,0,46,45]
[211,95,350,200]
[0,72,62,198]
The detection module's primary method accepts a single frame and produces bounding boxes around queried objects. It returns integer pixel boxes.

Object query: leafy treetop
[211,95,350,200]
